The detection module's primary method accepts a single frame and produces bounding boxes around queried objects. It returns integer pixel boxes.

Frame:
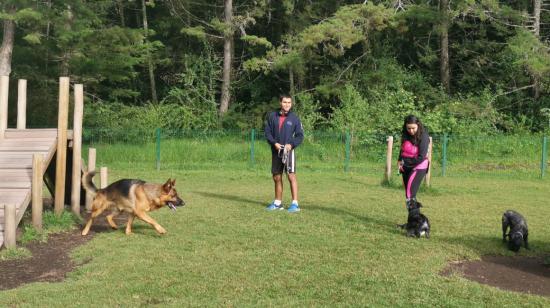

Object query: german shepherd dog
[502,210,529,252]
[399,200,430,238]
[81,171,185,236]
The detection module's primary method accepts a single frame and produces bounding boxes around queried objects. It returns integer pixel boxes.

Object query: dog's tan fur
[81,172,184,235]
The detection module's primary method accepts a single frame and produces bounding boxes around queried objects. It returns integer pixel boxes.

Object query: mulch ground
[0,211,127,291]
[442,255,550,297]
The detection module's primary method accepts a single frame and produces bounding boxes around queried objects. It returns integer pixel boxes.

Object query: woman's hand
[397,160,404,173]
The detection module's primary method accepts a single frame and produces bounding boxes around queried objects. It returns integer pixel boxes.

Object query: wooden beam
[32,153,43,231]
[17,79,27,129]
[0,76,8,139]
[425,137,433,187]
[385,136,394,183]
[54,77,69,215]
[71,84,84,217]
[100,167,108,189]
[85,148,96,212]
[4,204,16,248]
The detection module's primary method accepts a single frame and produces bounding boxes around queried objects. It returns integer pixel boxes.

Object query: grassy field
[1,167,549,306]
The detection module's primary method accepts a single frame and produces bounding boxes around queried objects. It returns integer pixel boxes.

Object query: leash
[278,146,292,173]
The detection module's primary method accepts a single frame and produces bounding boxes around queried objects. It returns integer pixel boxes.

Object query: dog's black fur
[399,200,430,238]
[502,210,529,252]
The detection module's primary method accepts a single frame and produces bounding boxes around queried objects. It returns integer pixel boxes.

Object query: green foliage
[293,92,324,133]
[507,29,550,78]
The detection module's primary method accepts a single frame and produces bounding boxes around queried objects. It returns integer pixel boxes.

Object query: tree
[219,0,233,115]
[0,1,42,76]
[141,0,158,103]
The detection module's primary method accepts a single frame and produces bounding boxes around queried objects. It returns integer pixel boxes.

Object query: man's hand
[284,144,292,152]
[275,143,283,151]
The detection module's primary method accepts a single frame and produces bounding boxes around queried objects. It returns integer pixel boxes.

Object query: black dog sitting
[502,210,529,252]
[399,200,430,238]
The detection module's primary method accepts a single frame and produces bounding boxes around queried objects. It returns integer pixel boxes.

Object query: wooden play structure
[0,76,87,248]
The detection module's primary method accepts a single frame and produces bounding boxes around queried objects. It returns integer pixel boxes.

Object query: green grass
[1,168,549,306]
[20,211,79,244]
[0,247,32,261]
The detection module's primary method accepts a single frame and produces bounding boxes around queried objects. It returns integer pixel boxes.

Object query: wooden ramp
[0,129,59,248]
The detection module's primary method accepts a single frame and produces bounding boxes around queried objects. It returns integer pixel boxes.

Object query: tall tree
[439,0,450,93]
[532,0,541,99]
[0,1,42,76]
[142,0,158,103]
[219,0,233,115]
[0,9,15,76]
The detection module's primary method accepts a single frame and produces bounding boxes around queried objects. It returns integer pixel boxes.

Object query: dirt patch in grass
[0,211,126,291]
[442,255,550,297]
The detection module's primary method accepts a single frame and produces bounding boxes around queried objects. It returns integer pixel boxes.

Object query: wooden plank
[0,190,30,196]
[0,146,51,151]
[0,169,32,176]
[0,140,55,145]
[0,163,32,169]
[0,151,48,159]
[0,182,31,189]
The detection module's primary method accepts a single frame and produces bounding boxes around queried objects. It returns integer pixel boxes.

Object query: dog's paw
[156,226,167,234]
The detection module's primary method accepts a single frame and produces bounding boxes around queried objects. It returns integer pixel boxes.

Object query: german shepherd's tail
[82,171,98,195]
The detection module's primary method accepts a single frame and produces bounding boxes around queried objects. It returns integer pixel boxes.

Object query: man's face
[280,97,292,114]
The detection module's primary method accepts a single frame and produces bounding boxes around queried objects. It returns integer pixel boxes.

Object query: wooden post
[17,79,27,129]
[100,167,108,189]
[4,204,16,248]
[85,148,96,212]
[385,136,394,183]
[54,77,70,215]
[71,84,84,217]
[425,137,433,187]
[0,76,9,138]
[32,153,43,231]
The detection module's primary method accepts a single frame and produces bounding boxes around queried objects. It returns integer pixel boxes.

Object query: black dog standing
[502,210,529,252]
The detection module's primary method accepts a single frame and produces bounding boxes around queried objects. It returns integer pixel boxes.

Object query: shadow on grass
[306,204,403,234]
[437,233,549,257]
[193,191,263,208]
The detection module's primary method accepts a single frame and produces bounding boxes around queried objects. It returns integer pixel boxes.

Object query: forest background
[1,0,549,136]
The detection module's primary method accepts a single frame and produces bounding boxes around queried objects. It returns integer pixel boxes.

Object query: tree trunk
[219,0,233,115]
[289,68,295,101]
[142,0,158,104]
[117,0,126,27]
[439,0,450,93]
[532,0,541,99]
[0,18,15,76]
[60,5,74,76]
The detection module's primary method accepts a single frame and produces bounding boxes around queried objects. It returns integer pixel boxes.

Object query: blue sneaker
[266,203,284,211]
[287,203,300,213]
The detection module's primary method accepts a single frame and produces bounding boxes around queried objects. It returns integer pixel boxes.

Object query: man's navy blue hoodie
[264,110,304,154]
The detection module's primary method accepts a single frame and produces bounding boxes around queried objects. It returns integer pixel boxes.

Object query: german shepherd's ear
[163,178,173,192]
[170,179,176,186]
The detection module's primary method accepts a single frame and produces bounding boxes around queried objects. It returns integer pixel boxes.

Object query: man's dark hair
[279,94,292,102]
[401,114,425,145]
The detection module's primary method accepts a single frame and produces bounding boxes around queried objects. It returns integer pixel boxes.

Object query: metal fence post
[344,131,351,172]
[541,136,548,178]
[250,128,256,167]
[156,128,161,171]
[442,133,448,177]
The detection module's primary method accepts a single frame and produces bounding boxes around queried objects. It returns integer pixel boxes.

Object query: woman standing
[397,115,430,210]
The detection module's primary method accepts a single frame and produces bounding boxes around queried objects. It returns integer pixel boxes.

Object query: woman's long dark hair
[401,114,424,145]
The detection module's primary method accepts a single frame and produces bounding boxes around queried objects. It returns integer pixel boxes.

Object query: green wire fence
[82,128,549,180]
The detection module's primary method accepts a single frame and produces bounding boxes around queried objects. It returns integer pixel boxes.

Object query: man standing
[264,94,304,212]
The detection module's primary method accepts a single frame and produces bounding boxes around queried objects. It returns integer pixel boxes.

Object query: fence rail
[82,128,549,180]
